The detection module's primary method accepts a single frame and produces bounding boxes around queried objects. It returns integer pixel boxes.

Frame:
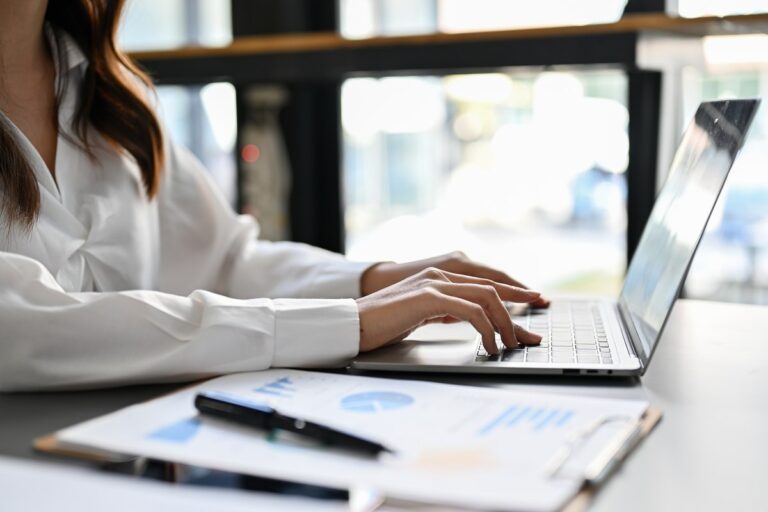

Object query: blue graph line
[506,406,532,427]
[254,377,296,398]
[478,406,517,436]
[148,418,201,443]
[534,410,561,431]
[478,405,576,436]
[556,410,575,427]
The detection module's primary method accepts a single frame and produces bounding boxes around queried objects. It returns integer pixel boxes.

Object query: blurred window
[678,0,768,17]
[340,1,631,295]
[339,0,627,37]
[119,0,236,205]
[154,84,238,206]
[342,70,629,296]
[120,0,232,50]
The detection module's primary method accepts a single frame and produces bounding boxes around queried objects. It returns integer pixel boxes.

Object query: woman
[0,0,546,391]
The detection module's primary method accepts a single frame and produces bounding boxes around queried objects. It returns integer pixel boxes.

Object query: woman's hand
[356,267,543,354]
[360,251,550,308]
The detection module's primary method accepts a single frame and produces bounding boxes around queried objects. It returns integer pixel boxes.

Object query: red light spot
[241,144,261,163]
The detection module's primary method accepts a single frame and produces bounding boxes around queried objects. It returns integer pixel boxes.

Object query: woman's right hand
[356,267,543,355]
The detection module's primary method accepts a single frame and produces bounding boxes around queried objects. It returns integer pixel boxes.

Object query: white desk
[590,299,768,511]
[0,299,765,510]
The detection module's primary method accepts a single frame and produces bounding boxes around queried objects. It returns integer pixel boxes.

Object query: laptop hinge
[615,303,644,371]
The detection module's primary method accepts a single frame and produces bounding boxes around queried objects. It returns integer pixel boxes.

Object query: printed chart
[478,406,574,436]
[341,391,414,413]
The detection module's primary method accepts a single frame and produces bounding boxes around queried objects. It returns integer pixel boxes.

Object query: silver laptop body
[352,99,760,377]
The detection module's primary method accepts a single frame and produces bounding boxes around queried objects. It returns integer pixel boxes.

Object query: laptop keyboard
[475,302,613,364]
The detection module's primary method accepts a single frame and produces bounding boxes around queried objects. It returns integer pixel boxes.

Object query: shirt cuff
[271,298,360,368]
[307,260,378,299]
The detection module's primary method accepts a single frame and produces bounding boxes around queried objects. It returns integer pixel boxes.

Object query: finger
[438,270,540,304]
[514,323,543,346]
[459,263,552,306]
[450,261,527,288]
[434,282,520,349]
[433,294,499,355]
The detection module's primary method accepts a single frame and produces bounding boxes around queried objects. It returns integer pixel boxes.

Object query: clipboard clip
[546,414,643,486]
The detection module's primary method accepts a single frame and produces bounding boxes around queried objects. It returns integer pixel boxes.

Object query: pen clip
[546,414,641,485]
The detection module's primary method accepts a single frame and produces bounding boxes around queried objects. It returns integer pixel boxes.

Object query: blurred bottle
[239,86,291,241]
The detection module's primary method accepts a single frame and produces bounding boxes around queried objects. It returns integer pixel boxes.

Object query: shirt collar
[45,23,88,75]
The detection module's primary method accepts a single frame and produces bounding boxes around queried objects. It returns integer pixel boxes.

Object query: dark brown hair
[0,0,164,229]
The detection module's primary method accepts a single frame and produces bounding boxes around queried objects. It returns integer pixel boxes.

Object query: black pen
[194,391,394,456]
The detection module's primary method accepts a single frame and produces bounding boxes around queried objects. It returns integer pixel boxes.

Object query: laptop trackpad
[353,323,477,366]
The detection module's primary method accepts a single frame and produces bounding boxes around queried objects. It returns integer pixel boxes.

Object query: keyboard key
[526,353,550,363]
[577,355,600,364]
[602,357,613,364]
[502,351,526,362]
[552,354,575,363]
[552,340,574,347]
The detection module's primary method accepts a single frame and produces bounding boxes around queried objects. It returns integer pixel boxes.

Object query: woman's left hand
[360,251,550,309]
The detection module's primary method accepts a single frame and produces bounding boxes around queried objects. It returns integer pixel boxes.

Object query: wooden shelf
[131,13,768,62]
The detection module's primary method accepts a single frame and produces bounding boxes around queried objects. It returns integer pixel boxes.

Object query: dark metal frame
[139,0,663,261]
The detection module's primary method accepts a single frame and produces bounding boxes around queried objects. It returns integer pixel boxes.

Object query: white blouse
[0,29,371,391]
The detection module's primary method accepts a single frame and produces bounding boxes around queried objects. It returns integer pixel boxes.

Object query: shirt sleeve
[155,139,376,300]
[0,251,360,391]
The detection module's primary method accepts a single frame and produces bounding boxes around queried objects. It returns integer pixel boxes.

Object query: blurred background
[119,0,768,305]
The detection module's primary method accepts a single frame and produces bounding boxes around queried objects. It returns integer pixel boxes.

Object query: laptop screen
[619,99,759,368]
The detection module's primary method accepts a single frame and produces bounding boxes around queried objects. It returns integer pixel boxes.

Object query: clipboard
[34,406,662,512]
[562,406,662,512]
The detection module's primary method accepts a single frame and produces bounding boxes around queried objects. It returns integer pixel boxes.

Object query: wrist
[360,261,396,296]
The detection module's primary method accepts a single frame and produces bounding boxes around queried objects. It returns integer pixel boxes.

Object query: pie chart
[341,391,414,413]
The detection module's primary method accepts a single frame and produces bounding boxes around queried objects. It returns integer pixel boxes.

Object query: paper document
[1,455,343,512]
[57,370,650,511]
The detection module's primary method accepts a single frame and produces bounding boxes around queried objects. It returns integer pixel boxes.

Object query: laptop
[352,99,760,377]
